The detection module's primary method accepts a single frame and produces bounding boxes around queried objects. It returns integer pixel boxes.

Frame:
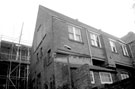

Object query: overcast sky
[0,0,135,46]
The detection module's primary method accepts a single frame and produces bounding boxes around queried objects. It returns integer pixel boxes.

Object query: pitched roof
[121,32,135,43]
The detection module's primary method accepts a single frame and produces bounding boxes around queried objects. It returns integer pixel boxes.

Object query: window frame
[90,71,95,84]
[90,32,101,48]
[120,73,129,80]
[99,72,113,84]
[68,25,82,42]
[109,39,117,53]
[121,44,129,56]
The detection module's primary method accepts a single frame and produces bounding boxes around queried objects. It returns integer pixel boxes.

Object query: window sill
[91,45,102,49]
[101,82,113,84]
[68,39,84,44]
[123,55,130,58]
[111,51,119,54]
[91,82,95,84]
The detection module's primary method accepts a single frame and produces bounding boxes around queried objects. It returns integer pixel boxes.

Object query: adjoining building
[30,5,135,89]
[0,36,31,89]
[121,32,135,67]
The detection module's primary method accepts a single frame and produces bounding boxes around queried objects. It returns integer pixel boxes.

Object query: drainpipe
[86,30,93,64]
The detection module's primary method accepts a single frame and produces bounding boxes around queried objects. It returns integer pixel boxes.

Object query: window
[37,24,42,32]
[121,73,129,80]
[99,72,113,84]
[40,47,43,59]
[121,44,129,56]
[68,25,82,42]
[90,33,101,47]
[109,40,117,53]
[90,71,95,84]
[47,49,52,65]
[37,53,39,62]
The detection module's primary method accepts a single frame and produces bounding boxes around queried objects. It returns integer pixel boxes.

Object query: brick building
[30,5,135,89]
[121,32,135,66]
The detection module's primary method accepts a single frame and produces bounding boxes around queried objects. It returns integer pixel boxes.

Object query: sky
[0,0,135,46]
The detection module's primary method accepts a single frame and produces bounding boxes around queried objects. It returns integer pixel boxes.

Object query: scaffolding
[0,36,31,89]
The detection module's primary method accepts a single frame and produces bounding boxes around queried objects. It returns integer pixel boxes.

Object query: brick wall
[54,62,69,89]
[72,64,91,89]
[52,17,90,55]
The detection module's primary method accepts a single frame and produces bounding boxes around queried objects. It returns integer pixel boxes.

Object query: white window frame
[121,44,129,56]
[109,39,117,53]
[99,72,113,84]
[68,25,82,42]
[90,71,95,84]
[121,73,129,80]
[90,32,101,48]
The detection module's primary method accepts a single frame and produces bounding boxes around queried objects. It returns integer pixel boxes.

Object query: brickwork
[92,77,135,89]
[54,62,69,88]
[72,64,91,89]
[129,41,135,66]
[52,17,90,55]
[30,5,135,89]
